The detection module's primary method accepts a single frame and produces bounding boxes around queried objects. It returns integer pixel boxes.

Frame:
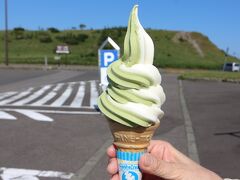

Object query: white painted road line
[50,83,74,107]
[0,92,18,101]
[70,81,86,107]
[1,104,94,109]
[15,109,54,122]
[53,83,65,91]
[0,167,74,179]
[90,81,98,108]
[35,109,100,115]
[31,83,64,106]
[179,80,200,163]
[12,85,52,105]
[0,111,16,120]
[0,108,100,115]
[0,88,34,105]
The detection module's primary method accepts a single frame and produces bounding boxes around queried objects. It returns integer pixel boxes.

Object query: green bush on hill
[37,31,52,43]
[13,27,25,32]
[76,34,89,42]
[12,27,25,40]
[98,27,126,46]
[47,27,60,33]
[55,33,89,45]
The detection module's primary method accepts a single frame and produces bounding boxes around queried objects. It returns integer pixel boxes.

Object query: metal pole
[224,47,229,64]
[4,0,9,66]
[44,56,48,70]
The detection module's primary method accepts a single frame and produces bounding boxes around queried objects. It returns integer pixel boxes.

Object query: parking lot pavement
[183,80,240,178]
[0,68,239,179]
[0,70,188,180]
[0,69,111,180]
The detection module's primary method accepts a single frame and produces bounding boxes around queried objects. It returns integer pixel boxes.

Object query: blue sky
[0,0,240,57]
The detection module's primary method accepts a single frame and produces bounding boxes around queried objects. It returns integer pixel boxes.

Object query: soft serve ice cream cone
[98,5,165,180]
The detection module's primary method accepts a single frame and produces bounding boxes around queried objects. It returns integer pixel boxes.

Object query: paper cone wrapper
[108,119,160,180]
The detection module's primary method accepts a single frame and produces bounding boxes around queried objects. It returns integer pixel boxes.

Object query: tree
[13,27,25,40]
[13,27,25,32]
[79,24,86,30]
[47,27,60,33]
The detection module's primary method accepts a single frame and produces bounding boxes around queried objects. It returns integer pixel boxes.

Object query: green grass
[179,70,240,81]
[0,28,239,69]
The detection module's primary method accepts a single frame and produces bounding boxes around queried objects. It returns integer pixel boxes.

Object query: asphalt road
[183,80,240,178]
[0,68,239,179]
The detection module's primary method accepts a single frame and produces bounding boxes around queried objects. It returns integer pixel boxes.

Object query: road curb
[0,64,98,71]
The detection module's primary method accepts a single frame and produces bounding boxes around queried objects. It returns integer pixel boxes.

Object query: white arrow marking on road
[31,83,64,106]
[12,85,52,105]
[0,111,16,120]
[0,167,74,180]
[0,88,34,105]
[15,110,53,122]
[50,83,75,107]
[70,81,86,107]
[0,92,18,101]
[90,81,98,108]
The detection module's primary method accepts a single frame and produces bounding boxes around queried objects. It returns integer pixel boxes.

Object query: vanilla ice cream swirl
[98,5,165,127]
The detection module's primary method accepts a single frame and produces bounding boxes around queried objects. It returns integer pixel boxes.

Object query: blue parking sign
[100,50,118,67]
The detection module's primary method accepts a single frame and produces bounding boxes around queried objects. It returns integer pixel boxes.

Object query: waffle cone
[108,119,160,152]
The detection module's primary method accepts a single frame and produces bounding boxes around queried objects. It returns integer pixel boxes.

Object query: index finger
[107,145,117,158]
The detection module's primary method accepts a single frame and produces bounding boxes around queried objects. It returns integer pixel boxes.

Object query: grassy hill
[0,27,238,69]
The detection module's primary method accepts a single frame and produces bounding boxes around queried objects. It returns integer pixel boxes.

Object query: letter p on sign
[104,52,115,66]
[100,50,118,68]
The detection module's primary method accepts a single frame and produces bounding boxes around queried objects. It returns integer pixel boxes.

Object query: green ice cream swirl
[98,5,165,127]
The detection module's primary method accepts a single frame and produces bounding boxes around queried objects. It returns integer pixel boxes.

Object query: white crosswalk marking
[0,88,34,105]
[0,80,99,122]
[0,111,16,120]
[31,83,64,106]
[12,85,52,105]
[15,110,53,122]
[70,81,85,107]
[0,92,18,101]
[90,81,99,108]
[50,83,75,107]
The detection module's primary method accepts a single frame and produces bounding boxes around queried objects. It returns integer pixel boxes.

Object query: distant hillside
[0,27,238,69]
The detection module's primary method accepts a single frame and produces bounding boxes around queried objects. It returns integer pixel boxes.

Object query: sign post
[55,45,70,67]
[98,37,120,90]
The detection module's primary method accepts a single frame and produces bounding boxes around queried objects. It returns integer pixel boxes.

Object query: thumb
[139,153,176,178]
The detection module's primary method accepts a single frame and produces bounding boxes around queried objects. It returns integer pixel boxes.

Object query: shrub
[55,35,65,42]
[179,37,186,42]
[97,27,126,45]
[76,34,88,42]
[55,33,88,45]
[14,32,25,40]
[98,29,108,45]
[12,27,25,40]
[65,37,79,45]
[62,33,78,45]
[39,33,52,43]
[79,24,86,30]
[13,27,25,32]
[85,52,95,57]
[48,27,60,33]
[25,32,33,39]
